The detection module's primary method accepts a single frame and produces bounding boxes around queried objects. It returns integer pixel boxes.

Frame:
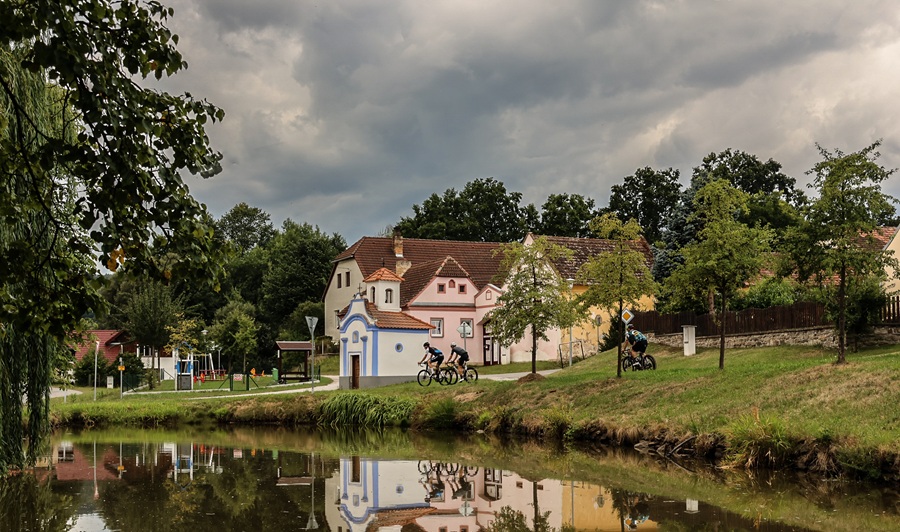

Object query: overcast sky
[157,0,900,244]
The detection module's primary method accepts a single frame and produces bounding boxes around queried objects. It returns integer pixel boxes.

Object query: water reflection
[1,429,897,531]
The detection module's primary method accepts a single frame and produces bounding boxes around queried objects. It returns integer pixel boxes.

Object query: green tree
[663,180,773,369]
[261,220,345,325]
[489,236,579,374]
[123,278,182,382]
[576,213,657,378]
[606,167,682,245]
[280,301,325,341]
[394,177,527,241]
[796,141,897,363]
[536,193,598,237]
[209,295,259,374]
[217,202,276,255]
[0,0,225,469]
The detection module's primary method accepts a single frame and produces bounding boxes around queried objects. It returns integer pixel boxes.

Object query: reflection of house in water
[324,458,565,531]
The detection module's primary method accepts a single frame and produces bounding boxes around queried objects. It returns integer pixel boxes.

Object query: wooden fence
[636,296,900,337]
[633,302,829,337]
[882,295,900,324]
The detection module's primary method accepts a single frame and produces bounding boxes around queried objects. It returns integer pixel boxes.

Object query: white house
[338,268,433,389]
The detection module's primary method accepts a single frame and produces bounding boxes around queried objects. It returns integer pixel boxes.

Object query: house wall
[324,259,364,341]
[339,307,430,390]
[886,232,900,294]
[406,276,484,362]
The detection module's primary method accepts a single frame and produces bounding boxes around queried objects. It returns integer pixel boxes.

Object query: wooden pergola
[275,340,313,383]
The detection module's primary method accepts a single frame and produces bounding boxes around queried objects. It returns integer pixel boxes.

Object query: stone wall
[652,325,900,351]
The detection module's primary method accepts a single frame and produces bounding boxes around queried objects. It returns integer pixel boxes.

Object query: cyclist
[447,342,469,371]
[418,341,444,372]
[622,323,648,365]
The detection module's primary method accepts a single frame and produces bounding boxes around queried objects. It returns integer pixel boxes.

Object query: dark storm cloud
[160,0,900,243]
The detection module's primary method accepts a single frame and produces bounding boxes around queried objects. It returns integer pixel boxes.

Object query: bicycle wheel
[463,367,478,382]
[642,355,657,370]
[441,367,458,385]
[621,357,632,372]
[417,369,433,386]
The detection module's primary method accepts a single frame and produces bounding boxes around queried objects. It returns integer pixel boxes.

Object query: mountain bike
[622,347,656,372]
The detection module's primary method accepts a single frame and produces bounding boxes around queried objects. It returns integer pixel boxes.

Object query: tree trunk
[837,262,847,364]
[719,291,726,370]
[531,324,537,374]
[617,299,623,378]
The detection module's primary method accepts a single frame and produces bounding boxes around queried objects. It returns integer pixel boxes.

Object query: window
[385,288,393,304]
[345,271,350,287]
[430,318,443,337]
[352,456,361,483]
[449,280,456,288]
[337,274,342,288]
[370,287,376,301]
[437,283,445,293]
[486,290,492,300]
[459,284,467,294]
[334,310,340,330]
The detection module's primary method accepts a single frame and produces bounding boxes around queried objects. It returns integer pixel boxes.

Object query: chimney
[396,259,412,277]
[393,232,403,257]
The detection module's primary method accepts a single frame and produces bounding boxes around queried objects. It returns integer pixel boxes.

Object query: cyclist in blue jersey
[622,323,648,356]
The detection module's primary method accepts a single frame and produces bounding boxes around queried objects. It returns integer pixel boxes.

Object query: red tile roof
[396,256,471,306]
[539,234,654,279]
[335,236,504,290]
[364,267,405,283]
[339,301,434,330]
[71,330,133,364]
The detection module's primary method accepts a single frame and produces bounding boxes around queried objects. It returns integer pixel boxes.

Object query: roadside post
[118,356,125,399]
[456,322,472,352]
[306,316,318,393]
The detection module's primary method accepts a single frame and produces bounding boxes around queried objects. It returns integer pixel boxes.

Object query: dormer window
[437,284,446,293]
[459,284,467,294]
[385,289,393,304]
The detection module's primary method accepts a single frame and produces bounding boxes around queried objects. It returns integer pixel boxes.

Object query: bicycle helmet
[627,323,635,330]
[423,342,430,347]
[450,342,457,347]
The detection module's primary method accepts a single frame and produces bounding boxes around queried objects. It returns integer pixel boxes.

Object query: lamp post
[93,340,100,401]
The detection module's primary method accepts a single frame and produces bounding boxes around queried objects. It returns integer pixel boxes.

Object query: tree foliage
[393,178,527,241]
[662,180,773,369]
[576,213,657,377]
[217,202,275,255]
[261,220,346,324]
[209,295,258,374]
[0,0,225,469]
[489,237,579,373]
[790,141,897,363]
[607,166,682,245]
[535,193,598,238]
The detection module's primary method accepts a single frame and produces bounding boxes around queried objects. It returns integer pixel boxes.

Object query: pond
[1,427,896,531]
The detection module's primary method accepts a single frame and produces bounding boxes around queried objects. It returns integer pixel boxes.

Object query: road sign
[459,501,473,516]
[118,365,125,371]
[456,322,473,337]
[621,308,634,324]
[305,316,319,337]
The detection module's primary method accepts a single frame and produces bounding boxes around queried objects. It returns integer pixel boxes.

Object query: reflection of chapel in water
[323,457,664,531]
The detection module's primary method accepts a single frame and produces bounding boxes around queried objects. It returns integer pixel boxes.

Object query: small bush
[725,409,794,469]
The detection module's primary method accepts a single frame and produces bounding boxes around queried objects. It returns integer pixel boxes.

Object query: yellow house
[882,225,900,294]
[522,233,655,359]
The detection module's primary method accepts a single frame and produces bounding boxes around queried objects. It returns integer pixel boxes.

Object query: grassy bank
[51,344,900,481]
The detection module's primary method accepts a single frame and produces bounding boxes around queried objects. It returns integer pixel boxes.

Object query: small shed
[275,340,313,383]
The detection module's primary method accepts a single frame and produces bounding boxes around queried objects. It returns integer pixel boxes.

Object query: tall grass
[317,393,416,428]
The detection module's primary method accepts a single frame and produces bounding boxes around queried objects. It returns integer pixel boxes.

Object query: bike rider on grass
[622,323,648,367]
[419,342,444,373]
[447,342,469,371]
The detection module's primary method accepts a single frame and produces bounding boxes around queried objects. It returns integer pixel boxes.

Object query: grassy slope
[51,344,900,479]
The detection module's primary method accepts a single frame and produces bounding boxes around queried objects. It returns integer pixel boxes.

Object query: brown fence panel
[882,295,900,324]
[633,302,830,336]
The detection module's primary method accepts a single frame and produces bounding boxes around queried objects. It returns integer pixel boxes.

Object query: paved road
[50,369,559,400]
